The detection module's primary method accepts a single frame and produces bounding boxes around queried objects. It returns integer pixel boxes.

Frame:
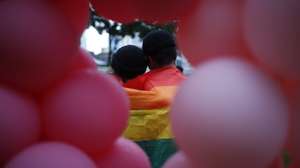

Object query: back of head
[111,45,148,82]
[142,30,177,69]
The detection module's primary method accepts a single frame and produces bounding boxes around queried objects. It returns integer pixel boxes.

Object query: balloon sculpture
[1,0,299,168]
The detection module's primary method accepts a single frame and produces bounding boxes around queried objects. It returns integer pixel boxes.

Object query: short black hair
[142,30,177,67]
[111,45,148,81]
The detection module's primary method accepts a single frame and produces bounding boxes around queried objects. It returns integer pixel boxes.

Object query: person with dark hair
[137,30,185,90]
[143,30,177,69]
[111,45,148,85]
[124,30,186,168]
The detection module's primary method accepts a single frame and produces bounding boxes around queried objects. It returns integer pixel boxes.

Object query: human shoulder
[123,74,147,90]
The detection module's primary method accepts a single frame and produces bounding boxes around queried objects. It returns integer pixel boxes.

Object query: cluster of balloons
[0,0,299,168]
[91,0,299,167]
[170,0,299,168]
[0,0,151,167]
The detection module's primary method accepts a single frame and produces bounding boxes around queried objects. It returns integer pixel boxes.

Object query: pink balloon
[163,152,195,168]
[69,49,97,71]
[91,0,200,23]
[0,87,40,165]
[178,0,248,65]
[96,138,151,168]
[5,143,97,168]
[244,0,300,79]
[0,1,77,93]
[50,0,89,39]
[133,0,200,23]
[171,58,288,168]
[90,0,137,23]
[43,70,129,155]
[42,49,98,94]
[268,157,284,168]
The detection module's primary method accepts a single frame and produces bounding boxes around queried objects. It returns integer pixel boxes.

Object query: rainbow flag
[123,86,178,141]
[123,86,178,168]
[123,67,185,168]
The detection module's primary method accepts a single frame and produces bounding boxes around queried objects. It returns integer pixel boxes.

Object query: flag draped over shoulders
[123,66,185,141]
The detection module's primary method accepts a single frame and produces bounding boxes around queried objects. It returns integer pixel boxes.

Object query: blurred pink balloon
[244,0,300,79]
[96,138,151,168]
[0,87,40,165]
[289,163,298,168]
[43,70,129,156]
[163,152,195,168]
[133,0,200,23]
[51,0,89,40]
[178,0,247,65]
[5,143,97,168]
[268,157,284,168]
[0,1,77,94]
[69,49,97,71]
[44,49,98,94]
[91,0,200,23]
[171,58,288,168]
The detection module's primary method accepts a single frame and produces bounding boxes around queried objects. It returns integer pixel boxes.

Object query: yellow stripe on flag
[123,108,173,141]
[124,86,178,141]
